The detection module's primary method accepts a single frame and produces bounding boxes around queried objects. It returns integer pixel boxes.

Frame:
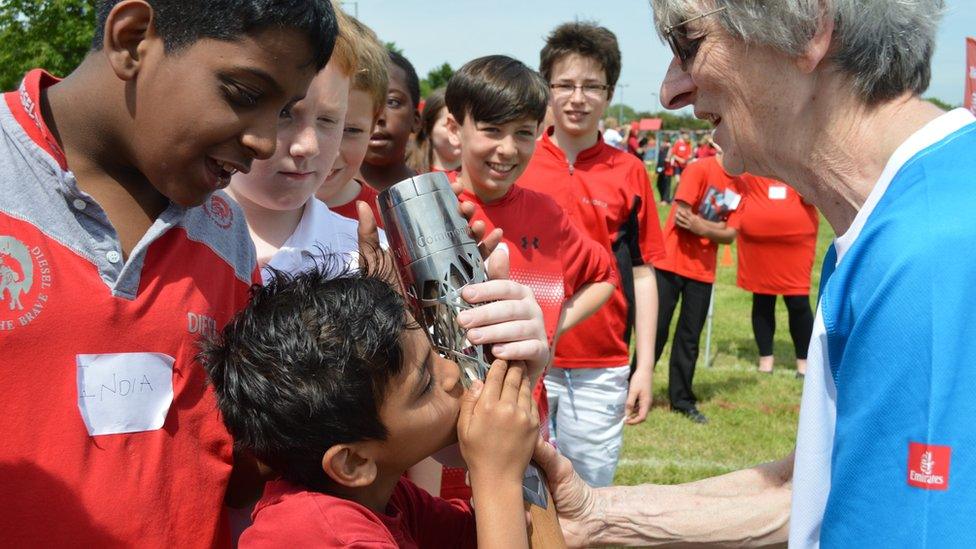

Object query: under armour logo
[520,236,540,250]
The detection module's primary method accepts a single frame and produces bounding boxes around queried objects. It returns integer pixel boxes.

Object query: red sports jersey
[457,186,616,340]
[330,180,384,228]
[0,70,257,547]
[735,175,819,295]
[440,182,618,501]
[654,156,744,284]
[241,478,476,548]
[520,129,665,368]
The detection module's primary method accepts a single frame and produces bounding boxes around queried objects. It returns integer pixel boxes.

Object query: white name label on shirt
[768,186,788,200]
[76,352,175,436]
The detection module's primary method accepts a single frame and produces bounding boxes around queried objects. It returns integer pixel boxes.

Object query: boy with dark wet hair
[202,263,540,548]
[0,0,336,545]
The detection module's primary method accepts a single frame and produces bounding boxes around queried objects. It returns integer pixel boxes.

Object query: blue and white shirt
[791,109,976,547]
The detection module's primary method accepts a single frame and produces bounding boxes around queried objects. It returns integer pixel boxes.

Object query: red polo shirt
[0,70,258,547]
[520,129,665,368]
[241,478,476,548]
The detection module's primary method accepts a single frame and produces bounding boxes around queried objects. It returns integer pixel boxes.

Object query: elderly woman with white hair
[535,0,976,547]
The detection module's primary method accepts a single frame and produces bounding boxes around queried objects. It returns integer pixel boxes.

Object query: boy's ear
[102,0,157,81]
[322,443,378,488]
[445,113,461,146]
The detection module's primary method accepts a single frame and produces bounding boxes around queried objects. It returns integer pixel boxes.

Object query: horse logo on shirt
[205,195,234,229]
[0,236,32,311]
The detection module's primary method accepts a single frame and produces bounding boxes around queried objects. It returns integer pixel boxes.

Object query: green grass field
[614,191,835,486]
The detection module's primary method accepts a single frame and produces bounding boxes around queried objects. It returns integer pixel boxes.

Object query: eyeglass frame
[548,82,614,98]
[664,5,728,71]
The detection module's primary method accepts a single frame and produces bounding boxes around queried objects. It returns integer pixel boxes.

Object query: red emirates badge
[907,442,951,491]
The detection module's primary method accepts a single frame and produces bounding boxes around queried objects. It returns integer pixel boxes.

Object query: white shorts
[545,365,630,487]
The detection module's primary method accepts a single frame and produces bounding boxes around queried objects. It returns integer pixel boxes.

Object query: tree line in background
[0,4,958,128]
[0,0,97,91]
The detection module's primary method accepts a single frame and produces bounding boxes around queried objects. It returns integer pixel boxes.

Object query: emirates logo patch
[907,442,951,491]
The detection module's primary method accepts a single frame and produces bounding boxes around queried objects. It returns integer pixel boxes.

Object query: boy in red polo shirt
[520,22,665,487]
[653,152,743,424]
[0,1,338,546]
[437,55,617,499]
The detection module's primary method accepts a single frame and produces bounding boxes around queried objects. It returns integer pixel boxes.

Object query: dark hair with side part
[539,21,622,91]
[200,256,415,492]
[387,50,421,109]
[445,55,549,126]
[93,0,338,71]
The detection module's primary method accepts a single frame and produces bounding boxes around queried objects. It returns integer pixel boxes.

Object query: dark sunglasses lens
[667,32,687,69]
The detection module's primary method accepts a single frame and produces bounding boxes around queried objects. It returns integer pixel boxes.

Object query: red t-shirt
[241,478,477,548]
[457,186,617,341]
[696,144,717,159]
[654,156,744,284]
[520,128,666,368]
[735,175,819,295]
[330,180,384,228]
[671,139,692,168]
[0,70,257,546]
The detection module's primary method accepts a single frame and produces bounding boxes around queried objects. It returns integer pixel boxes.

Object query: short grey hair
[651,0,945,105]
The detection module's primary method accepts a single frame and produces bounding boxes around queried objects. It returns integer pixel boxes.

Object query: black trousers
[655,171,672,203]
[654,269,713,411]
[751,293,814,359]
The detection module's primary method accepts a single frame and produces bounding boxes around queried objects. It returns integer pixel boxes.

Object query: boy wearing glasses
[520,22,665,487]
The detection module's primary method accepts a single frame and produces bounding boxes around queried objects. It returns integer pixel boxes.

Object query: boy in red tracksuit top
[520,22,666,487]
[435,55,617,499]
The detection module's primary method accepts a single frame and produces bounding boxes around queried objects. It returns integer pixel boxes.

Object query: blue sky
[350,0,974,113]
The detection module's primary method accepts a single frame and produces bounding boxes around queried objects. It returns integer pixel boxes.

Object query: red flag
[966,37,976,115]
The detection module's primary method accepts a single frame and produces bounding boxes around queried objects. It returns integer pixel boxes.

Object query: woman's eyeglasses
[664,6,727,71]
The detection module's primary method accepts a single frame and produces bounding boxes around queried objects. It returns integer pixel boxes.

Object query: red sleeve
[673,162,705,207]
[394,478,477,549]
[559,212,617,298]
[633,163,667,264]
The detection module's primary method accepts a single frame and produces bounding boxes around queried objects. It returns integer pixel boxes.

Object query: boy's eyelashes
[343,126,366,135]
[417,350,436,398]
[220,79,264,109]
[386,96,404,109]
